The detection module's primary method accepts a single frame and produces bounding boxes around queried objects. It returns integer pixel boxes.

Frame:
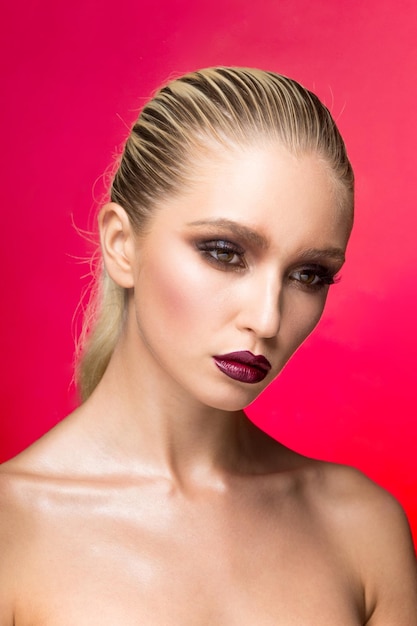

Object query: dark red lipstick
[213,351,271,384]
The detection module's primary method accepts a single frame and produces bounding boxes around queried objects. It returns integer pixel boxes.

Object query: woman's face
[128,143,352,411]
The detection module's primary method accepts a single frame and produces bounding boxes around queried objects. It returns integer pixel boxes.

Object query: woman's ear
[98,203,136,288]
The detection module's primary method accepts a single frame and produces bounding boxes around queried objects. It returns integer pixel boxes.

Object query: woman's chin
[199,385,269,413]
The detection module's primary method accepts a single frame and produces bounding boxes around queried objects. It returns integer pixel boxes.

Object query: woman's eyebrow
[187,219,345,262]
[186,218,269,249]
[298,247,346,263]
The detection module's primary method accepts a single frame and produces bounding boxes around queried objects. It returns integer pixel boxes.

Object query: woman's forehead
[145,143,352,252]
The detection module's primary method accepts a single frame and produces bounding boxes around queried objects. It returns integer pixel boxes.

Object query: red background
[1,1,416,541]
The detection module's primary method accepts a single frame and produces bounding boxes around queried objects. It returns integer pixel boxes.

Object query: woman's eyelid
[287,261,340,285]
[196,237,245,253]
[194,237,248,270]
[289,258,341,276]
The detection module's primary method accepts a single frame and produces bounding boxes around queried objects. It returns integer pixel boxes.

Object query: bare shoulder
[0,413,86,625]
[0,460,35,625]
[309,460,410,520]
[312,461,415,544]
[306,460,417,624]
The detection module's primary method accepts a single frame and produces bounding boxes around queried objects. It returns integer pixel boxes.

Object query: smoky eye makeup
[195,238,247,270]
[189,225,345,286]
[289,264,341,292]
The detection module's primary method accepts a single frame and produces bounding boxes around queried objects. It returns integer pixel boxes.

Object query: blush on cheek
[144,257,208,328]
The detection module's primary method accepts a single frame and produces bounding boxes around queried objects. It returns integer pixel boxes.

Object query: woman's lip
[214,351,271,371]
[213,351,271,384]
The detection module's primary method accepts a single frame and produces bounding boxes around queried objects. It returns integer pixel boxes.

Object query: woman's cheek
[142,256,214,330]
[288,292,329,349]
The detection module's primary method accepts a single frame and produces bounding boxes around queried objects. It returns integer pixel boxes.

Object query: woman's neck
[79,329,258,489]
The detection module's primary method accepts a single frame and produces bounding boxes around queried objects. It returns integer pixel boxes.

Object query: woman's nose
[236,273,282,339]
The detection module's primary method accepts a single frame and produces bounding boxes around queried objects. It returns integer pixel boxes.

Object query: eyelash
[289,266,339,292]
[196,239,339,290]
[196,240,246,270]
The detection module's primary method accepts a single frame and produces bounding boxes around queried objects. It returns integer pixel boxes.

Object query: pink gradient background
[1,1,416,541]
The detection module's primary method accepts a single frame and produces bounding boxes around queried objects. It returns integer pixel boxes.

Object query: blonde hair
[77,67,354,401]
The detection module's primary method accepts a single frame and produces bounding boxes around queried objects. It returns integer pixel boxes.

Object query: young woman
[1,67,416,625]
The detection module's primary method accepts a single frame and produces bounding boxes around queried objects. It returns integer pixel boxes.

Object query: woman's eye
[290,267,336,290]
[197,240,246,269]
[210,249,241,264]
[297,270,321,285]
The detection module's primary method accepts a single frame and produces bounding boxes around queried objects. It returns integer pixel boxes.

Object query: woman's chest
[17,557,363,626]
[15,495,365,625]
